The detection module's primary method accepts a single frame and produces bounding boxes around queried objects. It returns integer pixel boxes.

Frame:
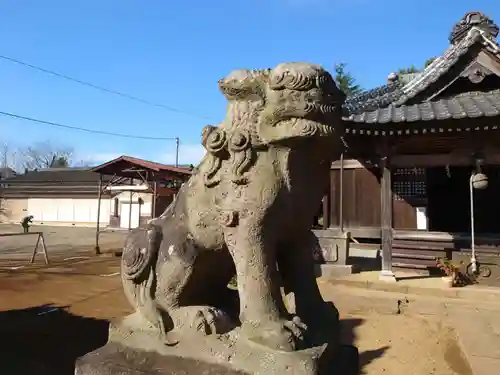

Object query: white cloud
[161,143,206,166]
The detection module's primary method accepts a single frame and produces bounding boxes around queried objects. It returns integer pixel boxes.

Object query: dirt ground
[0,224,127,262]
[321,281,473,375]
[0,254,474,375]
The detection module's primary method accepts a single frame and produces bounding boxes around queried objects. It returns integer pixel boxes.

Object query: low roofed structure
[90,155,192,253]
[91,155,191,181]
[0,156,193,254]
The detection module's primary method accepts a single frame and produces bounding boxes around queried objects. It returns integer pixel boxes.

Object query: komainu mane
[120,62,346,352]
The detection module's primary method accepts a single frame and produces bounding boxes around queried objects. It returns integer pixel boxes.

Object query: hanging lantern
[471,172,488,189]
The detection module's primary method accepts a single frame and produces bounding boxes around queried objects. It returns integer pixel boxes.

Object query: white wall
[114,192,153,217]
[27,197,112,226]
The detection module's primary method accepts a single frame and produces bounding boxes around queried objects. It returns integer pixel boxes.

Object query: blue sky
[0,0,499,166]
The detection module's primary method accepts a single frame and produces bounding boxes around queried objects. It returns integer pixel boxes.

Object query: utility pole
[175,137,180,167]
[2,143,8,169]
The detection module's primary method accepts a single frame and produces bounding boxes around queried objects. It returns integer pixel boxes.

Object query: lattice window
[392,168,427,201]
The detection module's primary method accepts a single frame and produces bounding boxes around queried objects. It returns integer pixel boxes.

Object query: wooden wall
[328,167,381,228]
[327,162,425,232]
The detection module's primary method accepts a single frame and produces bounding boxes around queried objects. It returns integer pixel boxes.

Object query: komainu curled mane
[121,62,346,352]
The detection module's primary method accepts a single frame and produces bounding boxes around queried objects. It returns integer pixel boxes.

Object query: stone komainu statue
[120,62,346,352]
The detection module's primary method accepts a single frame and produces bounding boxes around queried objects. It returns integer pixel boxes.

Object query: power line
[0,110,178,141]
[0,54,214,121]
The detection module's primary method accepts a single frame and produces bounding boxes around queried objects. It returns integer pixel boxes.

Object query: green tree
[333,63,362,97]
[398,65,419,74]
[398,57,437,75]
[424,57,437,67]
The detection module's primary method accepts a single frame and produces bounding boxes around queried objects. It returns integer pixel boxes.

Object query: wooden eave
[344,115,500,137]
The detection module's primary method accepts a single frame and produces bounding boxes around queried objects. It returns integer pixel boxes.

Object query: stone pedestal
[75,343,248,375]
[379,270,397,282]
[75,342,359,375]
[74,314,359,375]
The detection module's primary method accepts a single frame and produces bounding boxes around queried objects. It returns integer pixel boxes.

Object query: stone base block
[379,270,397,282]
[75,342,247,375]
[74,314,359,375]
[75,342,359,375]
[315,264,356,279]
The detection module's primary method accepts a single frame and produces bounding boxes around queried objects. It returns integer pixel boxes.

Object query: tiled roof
[342,81,403,115]
[343,26,499,115]
[392,28,492,106]
[344,90,500,124]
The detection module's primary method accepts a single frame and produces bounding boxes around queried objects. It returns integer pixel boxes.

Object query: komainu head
[218,62,346,144]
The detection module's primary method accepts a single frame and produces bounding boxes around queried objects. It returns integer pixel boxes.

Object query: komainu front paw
[243,316,308,352]
[170,306,234,337]
[192,306,236,335]
[284,315,307,341]
[192,307,221,334]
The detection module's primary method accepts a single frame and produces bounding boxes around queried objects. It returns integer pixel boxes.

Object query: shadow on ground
[0,305,387,375]
[0,304,109,375]
[341,317,389,374]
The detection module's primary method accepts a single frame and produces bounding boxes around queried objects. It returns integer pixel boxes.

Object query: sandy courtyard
[0,255,474,375]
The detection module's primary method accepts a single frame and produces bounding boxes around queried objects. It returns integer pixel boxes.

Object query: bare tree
[0,142,22,173]
[72,159,96,168]
[19,141,74,170]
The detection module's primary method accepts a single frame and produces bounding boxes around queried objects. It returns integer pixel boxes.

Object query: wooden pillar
[379,156,396,282]
[321,167,332,229]
[338,152,344,232]
[152,180,157,219]
[95,174,102,255]
[322,194,330,229]
[128,177,133,231]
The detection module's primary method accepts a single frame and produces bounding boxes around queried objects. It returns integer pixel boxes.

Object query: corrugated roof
[1,168,111,184]
[91,155,192,176]
[344,89,500,124]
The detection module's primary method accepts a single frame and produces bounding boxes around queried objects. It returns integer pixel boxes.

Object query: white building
[0,156,192,229]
